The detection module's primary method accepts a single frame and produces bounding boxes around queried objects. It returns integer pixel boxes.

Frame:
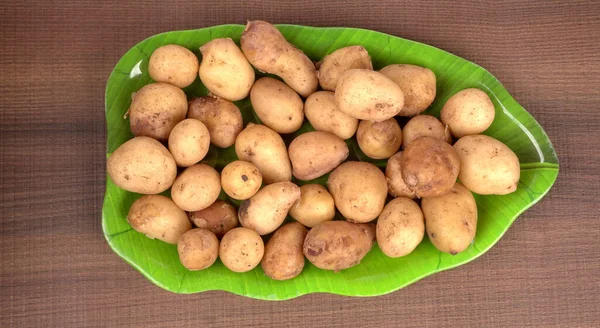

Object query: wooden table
[1,1,599,326]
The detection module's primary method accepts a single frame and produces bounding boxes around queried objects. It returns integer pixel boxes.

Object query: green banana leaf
[103,24,559,300]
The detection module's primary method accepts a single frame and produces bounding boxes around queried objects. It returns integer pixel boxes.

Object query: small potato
[241,20,318,97]
[356,119,402,159]
[199,38,255,101]
[304,91,358,139]
[317,46,373,91]
[189,201,238,238]
[376,197,424,257]
[235,123,292,184]
[168,119,210,167]
[250,77,304,134]
[177,228,219,271]
[187,96,243,148]
[289,184,335,228]
[385,152,415,199]
[422,182,477,255]
[128,83,188,141]
[219,227,264,272]
[379,64,436,116]
[238,182,300,235]
[335,69,405,121]
[127,195,191,244]
[453,134,520,195]
[402,115,451,148]
[401,137,460,198]
[107,136,177,194]
[327,161,388,223]
[288,131,349,180]
[441,88,495,138]
[221,160,262,200]
[148,44,199,88]
[171,164,221,212]
[303,221,375,271]
[261,222,307,280]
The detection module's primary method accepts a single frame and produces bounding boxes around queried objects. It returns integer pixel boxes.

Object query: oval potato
[261,222,308,280]
[288,131,349,180]
[402,115,451,148]
[385,152,415,199]
[356,118,402,159]
[250,77,304,134]
[148,44,199,88]
[127,195,191,244]
[168,118,210,167]
[219,227,264,272]
[289,184,335,228]
[317,46,373,91]
[376,197,424,257]
[189,201,238,238]
[304,91,358,140]
[238,182,300,235]
[441,88,495,138]
[379,64,436,116]
[187,96,243,148]
[177,228,219,270]
[221,160,262,200]
[171,164,221,212]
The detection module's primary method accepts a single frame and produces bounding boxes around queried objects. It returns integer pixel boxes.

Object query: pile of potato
[107,20,521,279]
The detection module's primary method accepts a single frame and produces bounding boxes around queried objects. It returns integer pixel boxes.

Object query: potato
[198,38,255,101]
[261,222,307,280]
[379,64,436,116]
[187,96,243,148]
[241,20,317,97]
[304,91,358,140]
[303,221,375,271]
[221,160,262,200]
[422,182,477,254]
[188,201,238,238]
[327,161,387,223]
[167,119,210,167]
[250,77,304,134]
[238,182,300,235]
[335,69,405,121]
[453,134,520,195]
[401,136,460,197]
[288,131,349,180]
[127,195,191,244]
[128,83,188,141]
[385,152,415,199]
[107,136,177,194]
[440,88,495,138]
[317,46,373,91]
[376,197,424,257]
[177,228,219,271]
[219,227,264,273]
[356,118,402,159]
[235,123,292,184]
[402,115,451,148]
[148,44,199,88]
[289,184,335,228]
[171,164,221,212]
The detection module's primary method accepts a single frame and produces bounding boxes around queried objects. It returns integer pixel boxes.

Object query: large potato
[422,182,477,254]
[379,64,436,116]
[250,77,303,134]
[107,136,177,194]
[304,91,358,140]
[167,118,210,167]
[148,44,199,88]
[288,131,349,180]
[327,161,387,223]
[177,228,219,271]
[235,123,292,184]
[241,20,317,97]
[376,197,424,257]
[128,83,188,141]
[441,88,495,138]
[402,115,451,148]
[127,195,191,244]
[453,134,520,195]
[289,184,335,228]
[199,38,255,101]
[238,182,300,235]
[335,69,405,121]
[220,160,262,200]
[356,118,402,159]
[385,152,415,199]
[187,96,243,148]
[303,221,375,271]
[317,46,373,91]
[261,222,308,280]
[171,164,221,212]
[189,201,238,238]
[219,227,264,273]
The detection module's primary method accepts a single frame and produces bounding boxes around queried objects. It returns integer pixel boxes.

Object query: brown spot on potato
[241,174,248,182]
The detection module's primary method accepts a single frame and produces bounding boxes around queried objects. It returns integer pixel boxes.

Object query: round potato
[238,182,300,235]
[127,195,191,244]
[356,118,402,159]
[219,227,264,273]
[168,119,210,167]
[261,222,308,280]
[376,197,424,257]
[177,228,219,270]
[289,184,335,228]
[385,152,415,199]
[171,164,221,212]
[379,64,436,116]
[453,134,520,195]
[107,136,177,194]
[304,91,358,140]
[250,77,304,134]
[288,131,349,180]
[402,115,452,148]
[317,45,373,91]
[148,44,199,88]
[187,96,243,148]
[188,201,238,238]
[221,160,262,200]
[441,88,495,138]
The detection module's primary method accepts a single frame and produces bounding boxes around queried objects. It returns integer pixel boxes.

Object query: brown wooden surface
[1,0,599,327]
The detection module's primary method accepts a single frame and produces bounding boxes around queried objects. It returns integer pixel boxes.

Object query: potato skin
[376,197,424,257]
[304,91,358,140]
[303,221,375,271]
[402,115,451,148]
[317,46,373,91]
[385,152,416,199]
[441,88,495,138]
[188,201,238,238]
[171,164,221,212]
[127,195,191,244]
[177,228,219,270]
[250,77,304,134]
[356,119,402,159]
[379,64,436,116]
[238,182,300,235]
[148,44,199,88]
[241,20,317,97]
[327,161,388,223]
[289,184,335,228]
[422,183,477,254]
[453,134,520,195]
[187,96,243,148]
[199,38,255,101]
[219,227,264,273]
[107,136,177,194]
[168,119,210,167]
[221,160,262,200]
[288,131,349,180]
[261,222,308,280]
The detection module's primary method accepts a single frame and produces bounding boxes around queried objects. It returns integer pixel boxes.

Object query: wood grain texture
[1,0,599,327]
